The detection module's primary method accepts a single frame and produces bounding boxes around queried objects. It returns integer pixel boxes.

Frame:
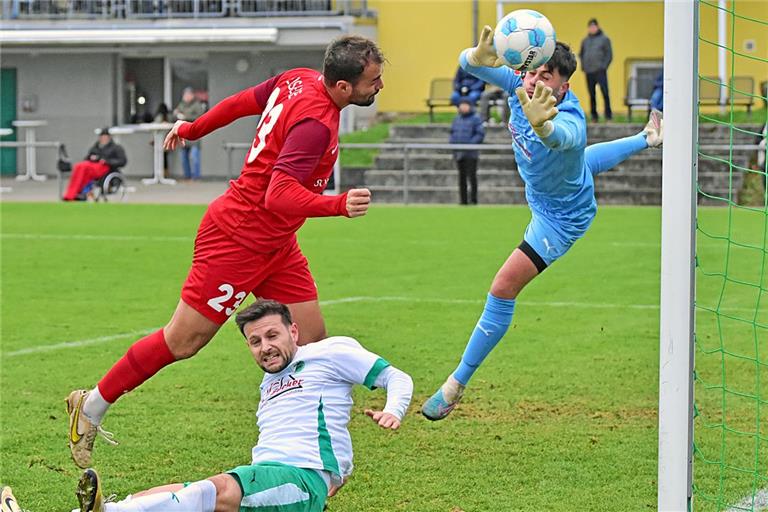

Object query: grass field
[0,202,763,511]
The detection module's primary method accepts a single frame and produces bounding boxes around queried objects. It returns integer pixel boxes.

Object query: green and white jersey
[252,336,390,484]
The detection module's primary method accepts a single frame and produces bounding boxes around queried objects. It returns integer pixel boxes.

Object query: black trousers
[456,157,478,205]
[586,69,612,121]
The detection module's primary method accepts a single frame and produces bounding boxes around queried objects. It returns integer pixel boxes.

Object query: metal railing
[2,0,371,19]
[0,140,63,182]
[224,142,516,204]
[223,141,763,204]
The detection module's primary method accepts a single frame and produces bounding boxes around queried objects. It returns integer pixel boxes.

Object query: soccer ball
[493,9,556,71]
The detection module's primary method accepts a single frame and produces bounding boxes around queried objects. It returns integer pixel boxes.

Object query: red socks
[97,329,177,403]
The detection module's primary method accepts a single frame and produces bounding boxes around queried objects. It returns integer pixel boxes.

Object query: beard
[350,93,377,107]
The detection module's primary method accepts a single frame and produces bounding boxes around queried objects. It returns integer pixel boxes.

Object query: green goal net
[692,1,767,510]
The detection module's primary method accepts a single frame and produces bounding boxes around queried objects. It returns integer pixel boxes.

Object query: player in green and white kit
[72,299,413,512]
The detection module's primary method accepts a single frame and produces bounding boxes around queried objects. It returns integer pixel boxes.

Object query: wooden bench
[700,76,755,116]
[425,78,454,122]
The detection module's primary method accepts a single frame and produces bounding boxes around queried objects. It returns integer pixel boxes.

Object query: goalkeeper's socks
[453,293,516,386]
[104,480,216,512]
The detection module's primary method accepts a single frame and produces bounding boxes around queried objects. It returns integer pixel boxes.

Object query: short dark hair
[235,299,293,337]
[588,18,598,26]
[545,42,578,81]
[323,35,385,86]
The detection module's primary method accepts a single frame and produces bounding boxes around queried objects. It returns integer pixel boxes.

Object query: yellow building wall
[699,1,768,93]
[366,0,766,114]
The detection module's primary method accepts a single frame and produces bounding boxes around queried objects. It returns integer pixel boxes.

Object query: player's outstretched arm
[585,110,663,176]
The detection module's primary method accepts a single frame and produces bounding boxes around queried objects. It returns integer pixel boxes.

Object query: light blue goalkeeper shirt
[460,50,596,227]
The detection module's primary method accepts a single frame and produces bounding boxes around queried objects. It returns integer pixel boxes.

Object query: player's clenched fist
[345,188,371,218]
[163,120,188,151]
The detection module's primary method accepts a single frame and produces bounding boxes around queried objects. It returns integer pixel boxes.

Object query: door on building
[1,68,17,175]
[123,58,164,124]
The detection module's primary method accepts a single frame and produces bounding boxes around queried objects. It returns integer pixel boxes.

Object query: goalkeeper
[422,27,662,421]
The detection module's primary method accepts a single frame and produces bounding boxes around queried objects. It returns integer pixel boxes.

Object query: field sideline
[0,202,759,511]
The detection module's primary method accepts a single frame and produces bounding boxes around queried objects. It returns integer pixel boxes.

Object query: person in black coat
[62,128,127,201]
[449,100,485,205]
[579,18,613,122]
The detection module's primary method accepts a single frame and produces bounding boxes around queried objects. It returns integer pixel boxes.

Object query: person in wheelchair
[62,128,127,201]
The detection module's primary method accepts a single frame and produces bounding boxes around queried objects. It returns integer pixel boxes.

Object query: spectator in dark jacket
[450,100,485,205]
[579,18,613,122]
[62,128,127,201]
[450,66,486,107]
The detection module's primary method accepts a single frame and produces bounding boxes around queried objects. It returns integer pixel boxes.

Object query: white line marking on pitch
[727,488,768,512]
[1,233,191,242]
[4,328,159,357]
[4,296,758,358]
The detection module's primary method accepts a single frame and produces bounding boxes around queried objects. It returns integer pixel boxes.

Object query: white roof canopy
[0,27,278,45]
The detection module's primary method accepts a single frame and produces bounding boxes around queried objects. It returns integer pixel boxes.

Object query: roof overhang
[0,27,278,45]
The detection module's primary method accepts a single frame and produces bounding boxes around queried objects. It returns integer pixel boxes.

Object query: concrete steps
[340,121,760,205]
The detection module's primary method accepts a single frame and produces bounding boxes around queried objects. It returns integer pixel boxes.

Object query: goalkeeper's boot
[421,375,465,421]
[66,390,118,468]
[644,109,663,148]
[1,486,23,512]
[76,469,104,512]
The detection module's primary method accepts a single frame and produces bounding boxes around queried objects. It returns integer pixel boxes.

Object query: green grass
[0,203,763,511]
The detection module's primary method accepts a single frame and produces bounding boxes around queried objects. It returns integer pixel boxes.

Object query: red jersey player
[66,35,385,468]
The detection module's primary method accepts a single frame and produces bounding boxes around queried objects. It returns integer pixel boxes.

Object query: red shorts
[181,212,318,325]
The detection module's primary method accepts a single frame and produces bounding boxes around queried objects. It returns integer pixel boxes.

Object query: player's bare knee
[489,278,521,299]
[164,329,214,360]
[208,474,242,512]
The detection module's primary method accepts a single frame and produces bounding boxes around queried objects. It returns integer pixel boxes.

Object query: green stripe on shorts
[227,461,328,512]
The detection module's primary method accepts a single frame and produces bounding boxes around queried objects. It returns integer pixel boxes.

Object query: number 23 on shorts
[207,283,247,317]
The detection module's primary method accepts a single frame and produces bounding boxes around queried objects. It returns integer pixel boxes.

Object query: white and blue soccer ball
[493,9,556,71]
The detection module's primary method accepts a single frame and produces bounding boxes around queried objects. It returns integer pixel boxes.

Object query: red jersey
[179,68,343,253]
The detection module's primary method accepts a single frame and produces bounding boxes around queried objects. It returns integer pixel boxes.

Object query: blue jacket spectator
[650,70,664,112]
[450,100,486,205]
[450,101,486,160]
[451,66,486,106]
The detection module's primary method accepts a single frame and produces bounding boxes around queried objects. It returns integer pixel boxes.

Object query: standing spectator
[449,99,485,205]
[579,18,613,122]
[174,87,205,180]
[62,128,127,201]
[450,66,486,107]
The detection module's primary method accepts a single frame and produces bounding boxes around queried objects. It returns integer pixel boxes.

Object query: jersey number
[207,284,247,317]
[247,87,284,164]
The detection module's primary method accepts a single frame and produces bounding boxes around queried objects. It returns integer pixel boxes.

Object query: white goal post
[657,1,698,511]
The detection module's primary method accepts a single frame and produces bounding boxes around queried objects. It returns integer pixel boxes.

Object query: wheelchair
[58,144,127,202]
[84,170,127,202]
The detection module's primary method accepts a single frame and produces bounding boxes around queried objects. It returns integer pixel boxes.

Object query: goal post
[658,0,699,511]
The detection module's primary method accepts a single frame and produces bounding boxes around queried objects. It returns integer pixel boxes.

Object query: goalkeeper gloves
[466,25,506,68]
[515,82,558,138]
